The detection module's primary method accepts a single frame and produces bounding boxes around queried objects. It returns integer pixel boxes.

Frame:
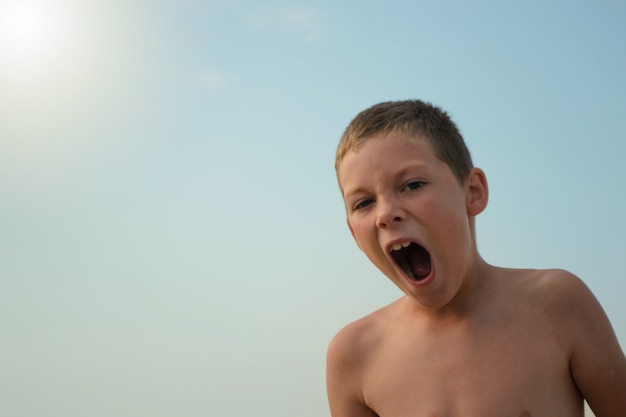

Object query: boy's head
[336,100,489,306]
[335,100,473,186]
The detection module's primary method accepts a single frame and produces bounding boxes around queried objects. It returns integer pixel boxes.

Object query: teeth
[391,241,412,251]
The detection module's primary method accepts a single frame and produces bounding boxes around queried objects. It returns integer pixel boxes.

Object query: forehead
[338,133,442,191]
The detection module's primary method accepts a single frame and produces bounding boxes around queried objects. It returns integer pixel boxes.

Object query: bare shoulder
[510,268,615,349]
[326,301,400,417]
[503,267,585,295]
[528,268,593,302]
[500,268,600,321]
[327,301,394,372]
[513,268,626,417]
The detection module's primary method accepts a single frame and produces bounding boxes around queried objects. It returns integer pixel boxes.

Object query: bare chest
[361,322,581,417]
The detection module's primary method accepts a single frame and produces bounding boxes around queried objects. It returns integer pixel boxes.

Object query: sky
[1,0,624,416]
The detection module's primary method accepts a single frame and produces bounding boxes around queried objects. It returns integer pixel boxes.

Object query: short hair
[335,100,473,184]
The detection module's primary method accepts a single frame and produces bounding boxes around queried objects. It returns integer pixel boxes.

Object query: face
[338,133,488,310]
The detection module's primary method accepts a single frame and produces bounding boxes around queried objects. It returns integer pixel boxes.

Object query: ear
[465,167,489,216]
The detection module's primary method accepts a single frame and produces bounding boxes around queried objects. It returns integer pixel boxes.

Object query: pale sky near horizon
[1,1,624,416]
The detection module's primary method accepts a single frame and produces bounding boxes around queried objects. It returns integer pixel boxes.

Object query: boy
[327,100,626,417]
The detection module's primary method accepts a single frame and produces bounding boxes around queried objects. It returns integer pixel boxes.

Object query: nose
[375,195,405,229]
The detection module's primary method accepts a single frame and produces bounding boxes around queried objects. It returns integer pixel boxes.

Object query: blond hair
[336,100,473,184]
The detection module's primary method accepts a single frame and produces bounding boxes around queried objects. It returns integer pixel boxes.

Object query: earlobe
[466,168,489,216]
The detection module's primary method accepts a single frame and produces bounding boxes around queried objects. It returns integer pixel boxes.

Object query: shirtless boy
[327,100,626,417]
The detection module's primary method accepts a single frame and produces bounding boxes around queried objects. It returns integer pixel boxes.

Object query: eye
[403,180,426,191]
[353,198,374,211]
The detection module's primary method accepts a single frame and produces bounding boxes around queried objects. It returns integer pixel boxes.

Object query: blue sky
[1,1,624,416]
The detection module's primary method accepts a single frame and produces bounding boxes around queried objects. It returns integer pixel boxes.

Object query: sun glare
[2,3,50,51]
[0,1,72,70]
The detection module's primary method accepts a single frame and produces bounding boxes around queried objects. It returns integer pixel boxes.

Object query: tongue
[410,247,431,280]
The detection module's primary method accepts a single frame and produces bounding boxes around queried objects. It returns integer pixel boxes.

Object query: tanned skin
[327,133,626,417]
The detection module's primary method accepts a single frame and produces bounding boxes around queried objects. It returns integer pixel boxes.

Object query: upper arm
[549,272,626,417]
[326,323,379,417]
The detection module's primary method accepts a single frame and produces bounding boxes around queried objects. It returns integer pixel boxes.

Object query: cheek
[347,217,370,249]
[428,195,470,236]
[349,217,386,258]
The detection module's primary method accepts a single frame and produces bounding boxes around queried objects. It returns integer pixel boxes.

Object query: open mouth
[389,242,432,281]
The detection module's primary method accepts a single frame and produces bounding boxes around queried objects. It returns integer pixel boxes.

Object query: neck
[406,253,495,323]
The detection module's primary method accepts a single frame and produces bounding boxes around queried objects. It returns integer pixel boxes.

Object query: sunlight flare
[0,1,70,65]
